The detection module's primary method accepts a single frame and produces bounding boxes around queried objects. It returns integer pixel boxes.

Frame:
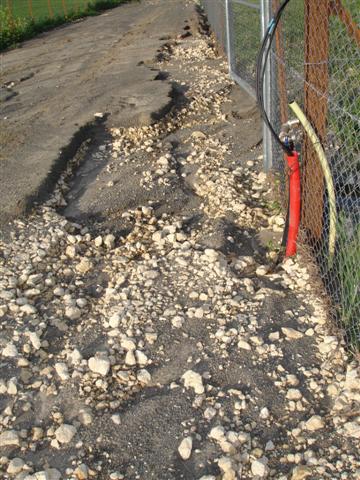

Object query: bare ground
[0,1,359,480]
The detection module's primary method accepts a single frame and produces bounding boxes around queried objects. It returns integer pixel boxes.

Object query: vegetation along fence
[201,0,360,349]
[0,0,130,49]
[2,0,93,20]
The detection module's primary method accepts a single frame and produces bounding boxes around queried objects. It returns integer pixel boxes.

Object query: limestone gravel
[0,5,359,479]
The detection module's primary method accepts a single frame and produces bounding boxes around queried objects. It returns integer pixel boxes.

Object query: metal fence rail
[201,0,360,349]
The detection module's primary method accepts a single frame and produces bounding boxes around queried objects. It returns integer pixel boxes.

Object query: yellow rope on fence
[289,101,337,267]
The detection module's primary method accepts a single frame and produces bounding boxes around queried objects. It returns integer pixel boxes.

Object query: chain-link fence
[201,0,360,349]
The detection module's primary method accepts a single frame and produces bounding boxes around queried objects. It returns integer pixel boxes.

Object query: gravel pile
[0,16,359,480]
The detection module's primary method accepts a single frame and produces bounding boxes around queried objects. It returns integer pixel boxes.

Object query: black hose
[256,0,292,156]
[256,0,293,268]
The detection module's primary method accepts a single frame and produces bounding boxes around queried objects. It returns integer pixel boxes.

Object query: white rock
[54,287,65,296]
[0,429,20,446]
[204,407,216,420]
[2,343,18,357]
[286,389,302,401]
[218,457,235,479]
[178,436,193,460]
[33,470,60,480]
[256,266,268,276]
[79,409,93,426]
[318,336,338,354]
[28,331,41,350]
[7,457,25,474]
[66,245,77,258]
[305,415,324,431]
[65,306,81,320]
[198,477,216,480]
[20,304,37,315]
[68,348,83,365]
[268,331,280,341]
[194,308,204,319]
[73,464,89,480]
[182,370,205,394]
[109,314,121,329]
[282,327,304,340]
[54,424,77,444]
[209,425,225,441]
[137,369,151,385]
[7,377,17,395]
[260,407,270,419]
[121,337,136,351]
[125,350,136,366]
[104,234,115,249]
[291,466,312,480]
[55,362,70,381]
[135,350,148,366]
[94,236,103,247]
[251,457,269,477]
[344,367,360,391]
[111,414,121,425]
[76,258,92,274]
[88,355,111,376]
[191,130,207,140]
[238,339,251,351]
[172,316,184,328]
[343,421,360,439]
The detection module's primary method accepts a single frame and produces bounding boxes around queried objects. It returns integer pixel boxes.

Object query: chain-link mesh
[228,0,261,92]
[269,0,360,348]
[201,0,360,349]
[200,0,227,53]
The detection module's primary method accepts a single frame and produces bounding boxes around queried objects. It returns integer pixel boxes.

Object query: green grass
[0,0,134,50]
[337,215,360,349]
[1,0,92,19]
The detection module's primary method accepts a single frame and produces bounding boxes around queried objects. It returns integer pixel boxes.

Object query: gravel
[0,3,359,478]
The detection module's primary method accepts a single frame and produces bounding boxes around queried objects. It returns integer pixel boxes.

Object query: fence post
[225,0,233,73]
[47,0,54,17]
[260,0,273,172]
[28,0,34,19]
[302,0,330,240]
[272,0,288,125]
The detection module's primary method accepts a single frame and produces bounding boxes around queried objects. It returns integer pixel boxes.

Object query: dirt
[0,2,359,480]
[0,0,198,227]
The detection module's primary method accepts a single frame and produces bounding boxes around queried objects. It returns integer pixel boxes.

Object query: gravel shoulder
[0,1,359,479]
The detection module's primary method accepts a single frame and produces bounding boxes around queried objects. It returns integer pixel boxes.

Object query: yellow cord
[289,101,337,266]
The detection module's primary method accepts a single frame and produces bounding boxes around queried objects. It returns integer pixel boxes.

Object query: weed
[336,214,360,348]
[0,0,135,51]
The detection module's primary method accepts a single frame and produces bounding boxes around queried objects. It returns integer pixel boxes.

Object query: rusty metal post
[28,0,34,19]
[6,0,13,17]
[61,0,68,17]
[330,0,360,47]
[302,0,330,240]
[47,0,54,18]
[272,0,288,126]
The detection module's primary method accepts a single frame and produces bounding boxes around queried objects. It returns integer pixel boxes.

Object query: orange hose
[285,151,301,257]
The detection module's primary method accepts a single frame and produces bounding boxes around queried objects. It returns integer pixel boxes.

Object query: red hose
[285,151,301,257]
